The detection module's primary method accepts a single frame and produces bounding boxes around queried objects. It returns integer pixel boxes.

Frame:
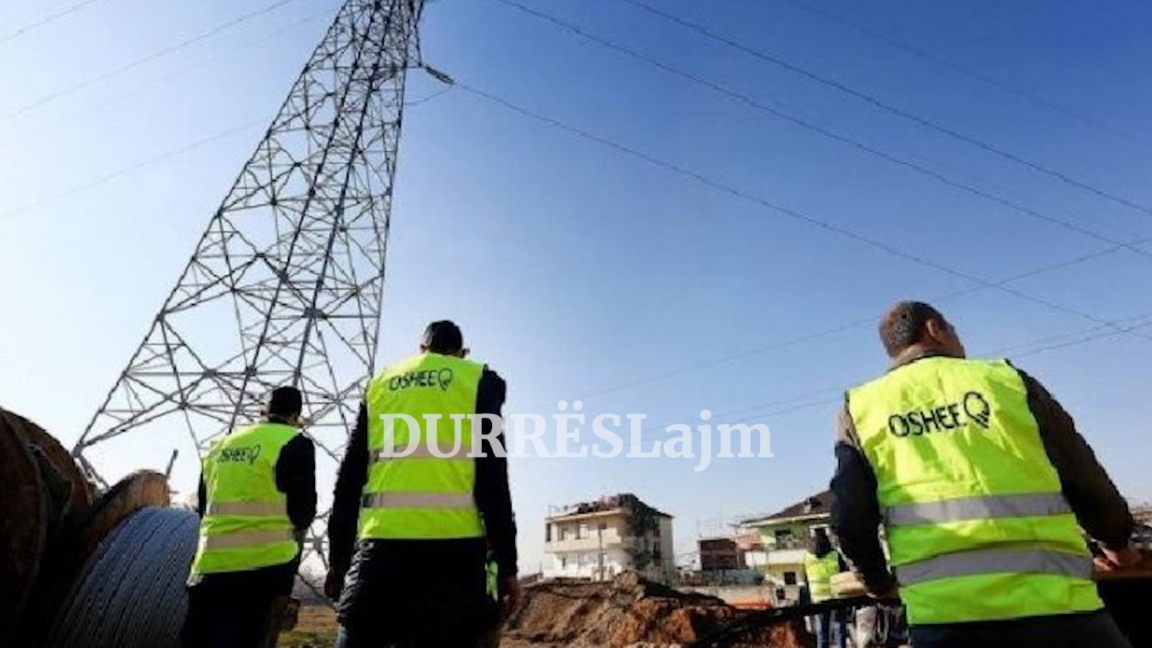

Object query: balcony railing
[766,548,808,566]
[545,531,630,553]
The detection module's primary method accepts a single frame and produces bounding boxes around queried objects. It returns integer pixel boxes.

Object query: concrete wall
[543,512,675,582]
[679,585,775,609]
[546,545,631,580]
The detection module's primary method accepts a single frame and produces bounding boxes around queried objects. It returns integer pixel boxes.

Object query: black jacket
[327,367,518,582]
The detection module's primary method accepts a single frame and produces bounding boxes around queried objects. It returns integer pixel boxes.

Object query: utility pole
[74,0,427,584]
[597,523,605,582]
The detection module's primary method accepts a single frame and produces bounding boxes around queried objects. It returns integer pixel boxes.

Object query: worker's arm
[275,433,317,531]
[830,404,897,596]
[328,403,369,580]
[196,474,207,517]
[1017,368,1134,550]
[474,368,518,578]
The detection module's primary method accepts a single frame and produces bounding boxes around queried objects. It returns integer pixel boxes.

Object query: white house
[543,493,674,582]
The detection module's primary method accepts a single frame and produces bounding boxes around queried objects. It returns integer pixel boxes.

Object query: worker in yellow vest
[831,301,1142,648]
[803,528,847,648]
[325,321,519,648]
[181,386,317,648]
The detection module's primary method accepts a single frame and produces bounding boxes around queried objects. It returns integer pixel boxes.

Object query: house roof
[547,493,672,521]
[740,490,834,526]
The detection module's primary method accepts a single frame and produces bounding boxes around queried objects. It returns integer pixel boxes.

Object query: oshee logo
[887,391,991,438]
[219,445,261,464]
[388,368,454,392]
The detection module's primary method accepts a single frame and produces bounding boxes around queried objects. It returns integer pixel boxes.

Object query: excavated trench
[504,573,813,648]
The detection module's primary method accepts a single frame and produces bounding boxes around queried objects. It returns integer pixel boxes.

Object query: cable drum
[45,506,198,648]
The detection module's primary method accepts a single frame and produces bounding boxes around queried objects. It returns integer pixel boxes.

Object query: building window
[560,556,567,569]
[783,571,797,586]
[774,529,793,544]
[579,523,589,539]
[545,524,552,542]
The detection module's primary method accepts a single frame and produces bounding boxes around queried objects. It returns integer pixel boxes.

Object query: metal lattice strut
[74,0,425,556]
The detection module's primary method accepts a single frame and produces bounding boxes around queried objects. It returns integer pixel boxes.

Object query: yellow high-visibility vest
[804,551,840,603]
[358,352,486,540]
[190,422,300,575]
[847,356,1101,625]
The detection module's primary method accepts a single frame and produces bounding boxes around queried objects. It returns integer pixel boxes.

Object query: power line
[772,0,1152,151]
[637,311,1152,444]
[559,237,1150,405]
[0,0,306,123]
[611,0,1152,218]
[455,80,1152,346]
[0,0,113,45]
[0,84,452,223]
[488,0,1152,259]
[0,119,264,222]
[468,42,1150,405]
[0,6,333,149]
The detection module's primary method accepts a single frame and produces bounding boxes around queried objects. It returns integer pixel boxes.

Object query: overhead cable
[455,80,1152,345]
[612,0,1152,218]
[490,0,1152,249]
[0,0,306,123]
[0,0,113,46]
[772,0,1152,150]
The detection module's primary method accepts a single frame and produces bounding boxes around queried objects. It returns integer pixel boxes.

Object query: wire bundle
[45,507,198,648]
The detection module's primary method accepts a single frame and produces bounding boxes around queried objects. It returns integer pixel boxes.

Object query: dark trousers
[910,610,1132,648]
[335,540,498,648]
[180,564,295,648]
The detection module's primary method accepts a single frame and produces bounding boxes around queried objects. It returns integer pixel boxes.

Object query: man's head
[420,320,468,357]
[264,386,303,426]
[879,301,965,361]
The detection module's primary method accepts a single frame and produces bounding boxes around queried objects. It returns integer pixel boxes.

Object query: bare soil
[278,573,814,648]
[506,572,812,648]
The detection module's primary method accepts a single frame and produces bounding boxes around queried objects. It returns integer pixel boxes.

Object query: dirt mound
[506,572,812,648]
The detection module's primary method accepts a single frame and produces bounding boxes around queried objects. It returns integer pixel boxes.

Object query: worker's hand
[867,584,900,602]
[499,576,521,620]
[1095,544,1144,572]
[324,570,345,601]
[865,574,900,602]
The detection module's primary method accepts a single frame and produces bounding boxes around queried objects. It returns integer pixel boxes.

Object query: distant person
[326,320,519,647]
[182,386,317,648]
[832,301,1142,648]
[803,528,847,648]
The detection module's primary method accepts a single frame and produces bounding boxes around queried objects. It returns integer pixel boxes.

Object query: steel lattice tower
[74,0,426,566]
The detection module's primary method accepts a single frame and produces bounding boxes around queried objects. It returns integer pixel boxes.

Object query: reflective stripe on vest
[201,529,297,550]
[359,353,486,540]
[847,356,1101,625]
[884,492,1071,527]
[362,491,477,509]
[894,547,1093,587]
[206,502,287,516]
[189,422,300,576]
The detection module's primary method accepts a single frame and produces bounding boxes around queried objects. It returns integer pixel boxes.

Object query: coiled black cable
[45,507,198,648]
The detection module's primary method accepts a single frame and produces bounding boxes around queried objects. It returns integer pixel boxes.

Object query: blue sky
[2,0,1151,572]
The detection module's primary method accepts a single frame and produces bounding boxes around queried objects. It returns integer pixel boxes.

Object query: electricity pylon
[74,0,427,574]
